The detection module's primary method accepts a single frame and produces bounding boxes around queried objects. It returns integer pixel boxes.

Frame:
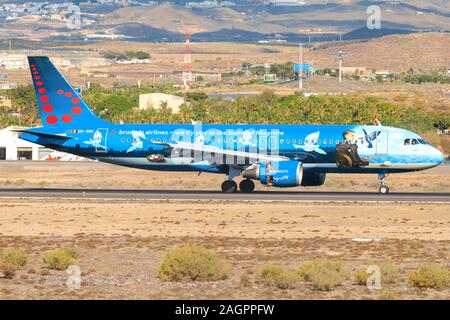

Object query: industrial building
[0,126,52,160]
[139,93,186,113]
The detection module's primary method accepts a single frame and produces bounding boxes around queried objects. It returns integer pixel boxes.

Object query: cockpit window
[411,139,419,145]
[404,139,411,145]
[418,139,427,145]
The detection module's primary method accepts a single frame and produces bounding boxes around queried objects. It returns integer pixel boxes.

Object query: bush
[408,264,450,290]
[1,249,28,271]
[0,261,15,278]
[297,260,348,291]
[157,246,231,282]
[42,249,76,271]
[355,262,401,286]
[256,265,298,289]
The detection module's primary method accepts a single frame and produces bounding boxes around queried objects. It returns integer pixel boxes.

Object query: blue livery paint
[19,57,444,192]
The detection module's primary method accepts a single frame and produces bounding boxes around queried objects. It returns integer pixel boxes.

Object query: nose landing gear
[378,173,390,194]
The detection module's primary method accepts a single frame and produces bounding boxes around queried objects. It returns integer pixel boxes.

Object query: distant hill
[342,27,416,41]
[99,1,450,42]
[101,2,223,34]
[308,32,450,71]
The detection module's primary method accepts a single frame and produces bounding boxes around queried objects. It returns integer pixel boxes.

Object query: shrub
[157,246,231,282]
[297,260,348,291]
[256,265,298,289]
[42,249,75,270]
[355,262,401,286]
[408,264,450,290]
[64,247,79,259]
[0,261,15,279]
[1,249,28,271]
[378,291,403,300]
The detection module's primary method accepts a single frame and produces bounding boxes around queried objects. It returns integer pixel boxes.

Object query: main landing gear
[239,179,255,193]
[221,167,240,193]
[220,167,255,193]
[378,173,390,195]
[221,180,238,193]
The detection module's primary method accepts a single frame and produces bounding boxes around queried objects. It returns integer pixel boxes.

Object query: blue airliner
[18,57,444,194]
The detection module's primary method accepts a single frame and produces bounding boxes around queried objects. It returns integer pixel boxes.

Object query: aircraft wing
[154,141,290,164]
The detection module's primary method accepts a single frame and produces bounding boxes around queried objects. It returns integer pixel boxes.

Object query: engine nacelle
[301,172,326,186]
[243,161,303,187]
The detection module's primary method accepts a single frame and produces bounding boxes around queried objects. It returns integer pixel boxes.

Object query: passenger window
[404,139,411,145]
[292,139,296,144]
[323,139,327,145]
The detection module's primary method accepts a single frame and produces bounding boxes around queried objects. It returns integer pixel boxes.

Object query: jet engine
[300,172,326,186]
[242,161,303,187]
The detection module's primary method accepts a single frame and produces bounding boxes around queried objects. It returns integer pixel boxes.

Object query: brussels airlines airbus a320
[18,57,444,194]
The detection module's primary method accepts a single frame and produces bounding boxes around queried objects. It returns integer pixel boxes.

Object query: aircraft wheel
[221,180,238,193]
[239,179,255,193]
[379,185,389,195]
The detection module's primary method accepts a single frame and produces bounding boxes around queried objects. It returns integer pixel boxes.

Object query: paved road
[0,188,449,203]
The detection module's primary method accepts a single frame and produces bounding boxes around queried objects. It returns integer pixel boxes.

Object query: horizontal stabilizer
[12,129,72,141]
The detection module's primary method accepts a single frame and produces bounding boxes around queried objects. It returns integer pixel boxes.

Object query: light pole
[299,43,303,90]
[333,50,346,83]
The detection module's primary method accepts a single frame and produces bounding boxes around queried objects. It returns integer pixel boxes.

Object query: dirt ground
[0,162,449,300]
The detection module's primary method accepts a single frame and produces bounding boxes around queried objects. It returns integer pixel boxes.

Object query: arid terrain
[0,162,449,299]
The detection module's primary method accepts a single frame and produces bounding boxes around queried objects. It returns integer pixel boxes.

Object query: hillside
[307,32,450,71]
[100,1,450,37]
[101,2,223,34]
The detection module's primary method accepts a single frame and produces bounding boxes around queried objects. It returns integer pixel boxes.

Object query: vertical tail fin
[28,56,107,127]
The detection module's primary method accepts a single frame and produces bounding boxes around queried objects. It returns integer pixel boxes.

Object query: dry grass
[256,265,298,289]
[297,260,348,291]
[354,262,401,286]
[157,245,231,282]
[0,261,15,279]
[1,248,28,271]
[42,249,76,271]
[408,264,450,290]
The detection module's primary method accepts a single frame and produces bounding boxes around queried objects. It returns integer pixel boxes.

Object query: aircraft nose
[431,147,444,166]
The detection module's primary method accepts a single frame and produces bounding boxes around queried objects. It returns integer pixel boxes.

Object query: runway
[0,188,449,203]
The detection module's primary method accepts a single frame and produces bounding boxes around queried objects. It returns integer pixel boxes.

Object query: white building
[139,93,186,113]
[0,126,53,160]
[0,55,26,70]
